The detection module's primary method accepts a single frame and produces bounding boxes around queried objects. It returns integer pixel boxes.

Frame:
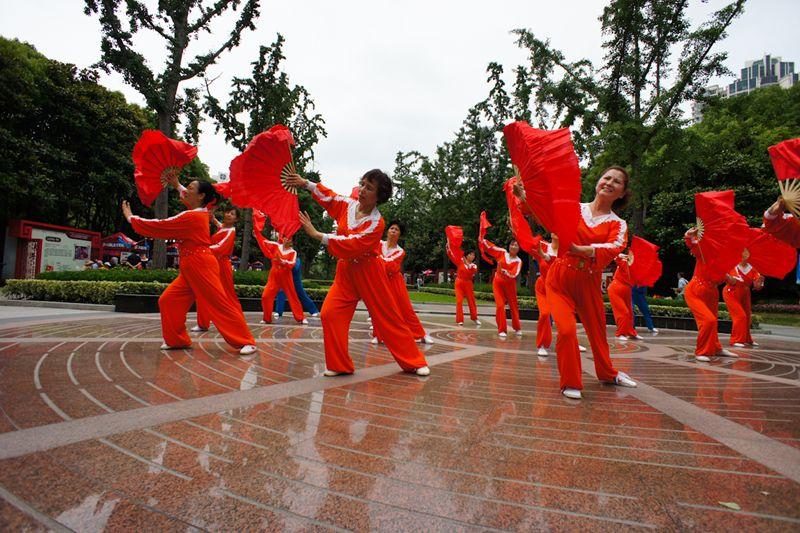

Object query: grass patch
[758,313,800,327]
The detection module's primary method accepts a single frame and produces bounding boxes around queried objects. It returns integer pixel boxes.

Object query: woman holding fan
[253,231,307,325]
[722,249,763,347]
[479,218,523,339]
[446,227,480,326]
[608,251,640,341]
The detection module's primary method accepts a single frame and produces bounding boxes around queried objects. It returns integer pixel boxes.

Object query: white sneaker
[631,335,644,340]
[718,348,738,357]
[562,388,582,399]
[616,335,628,341]
[474,319,482,326]
[651,328,659,336]
[750,341,759,347]
[371,337,379,345]
[272,312,279,318]
[301,319,309,325]
[311,312,320,317]
[614,371,637,388]
[415,366,431,376]
[190,325,207,333]
[239,344,257,356]
[537,347,548,356]
[498,332,507,339]
[578,345,587,352]
[457,322,463,326]
[367,316,372,323]
[696,355,711,362]
[259,319,268,324]
[732,343,746,348]
[422,335,435,344]
[514,329,523,337]
[323,369,347,377]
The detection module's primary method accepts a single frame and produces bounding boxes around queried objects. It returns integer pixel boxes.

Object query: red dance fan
[230,124,301,238]
[252,209,267,235]
[478,211,494,265]
[629,236,662,287]
[694,190,749,281]
[213,180,232,199]
[746,227,797,279]
[132,130,197,207]
[768,137,800,218]
[503,177,539,254]
[445,225,464,259]
[502,121,581,256]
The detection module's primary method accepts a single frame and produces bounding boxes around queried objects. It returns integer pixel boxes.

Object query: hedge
[35,269,333,288]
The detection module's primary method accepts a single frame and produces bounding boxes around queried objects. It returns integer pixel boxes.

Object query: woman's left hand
[299,211,323,241]
[121,200,133,222]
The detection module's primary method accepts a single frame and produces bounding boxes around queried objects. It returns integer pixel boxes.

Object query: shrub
[752,304,800,314]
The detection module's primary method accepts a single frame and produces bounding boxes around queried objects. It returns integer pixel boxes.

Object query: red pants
[545,259,618,390]
[534,276,552,348]
[685,279,722,356]
[375,273,426,340]
[197,258,240,329]
[159,252,255,349]
[321,257,428,373]
[261,267,304,323]
[607,280,637,337]
[722,284,753,345]
[455,278,478,323]
[493,274,521,333]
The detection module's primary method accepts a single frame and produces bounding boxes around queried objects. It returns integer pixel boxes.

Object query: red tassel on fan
[502,121,581,257]
[503,177,540,254]
[445,225,464,260]
[747,227,797,279]
[629,236,662,287]
[694,190,749,281]
[478,211,494,265]
[230,124,300,239]
[132,130,197,207]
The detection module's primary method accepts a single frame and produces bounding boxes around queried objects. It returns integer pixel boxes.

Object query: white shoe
[367,316,372,323]
[311,312,320,317]
[631,335,644,340]
[239,345,257,356]
[369,325,373,331]
[732,343,746,348]
[415,366,431,376]
[272,312,279,317]
[718,348,738,357]
[498,332,507,339]
[323,369,348,377]
[457,322,463,326]
[190,325,207,333]
[578,345,587,352]
[514,329,523,337]
[651,328,659,336]
[537,347,548,356]
[371,337,379,345]
[562,388,582,400]
[750,341,759,347]
[616,335,628,341]
[614,371,637,388]
[474,319,482,326]
[422,335,434,344]
[259,319,268,324]
[696,355,711,362]
[301,319,309,325]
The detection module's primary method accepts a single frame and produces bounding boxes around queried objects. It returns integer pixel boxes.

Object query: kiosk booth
[3,220,101,279]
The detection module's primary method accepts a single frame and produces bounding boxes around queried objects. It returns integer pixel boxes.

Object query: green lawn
[758,313,800,327]
[407,291,493,304]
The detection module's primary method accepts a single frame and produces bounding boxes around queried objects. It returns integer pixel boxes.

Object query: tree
[204,34,327,271]
[512,0,746,232]
[84,0,261,268]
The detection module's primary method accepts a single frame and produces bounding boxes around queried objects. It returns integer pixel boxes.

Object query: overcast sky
[1,0,799,193]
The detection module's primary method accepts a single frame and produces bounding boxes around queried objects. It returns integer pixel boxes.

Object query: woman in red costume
[253,232,307,325]
[684,227,737,362]
[446,244,480,327]
[722,249,763,347]
[480,235,522,339]
[513,167,637,400]
[764,198,800,247]
[372,221,434,345]
[285,170,430,377]
[121,181,257,355]
[607,251,641,341]
[533,236,556,356]
[192,208,241,333]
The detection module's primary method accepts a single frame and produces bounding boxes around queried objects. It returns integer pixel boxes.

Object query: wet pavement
[0,309,798,531]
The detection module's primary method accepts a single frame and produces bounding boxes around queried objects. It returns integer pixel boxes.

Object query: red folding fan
[694,190,749,281]
[502,121,581,257]
[768,137,800,218]
[747,227,797,279]
[132,130,197,207]
[445,225,464,259]
[629,236,662,287]
[478,211,494,265]
[503,177,539,254]
[213,180,232,199]
[252,209,267,235]
[230,124,300,238]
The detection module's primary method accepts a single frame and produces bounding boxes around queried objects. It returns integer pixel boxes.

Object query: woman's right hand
[284,173,307,190]
[512,175,526,200]
[121,200,133,222]
[685,227,699,238]
[767,197,787,217]
[161,168,180,189]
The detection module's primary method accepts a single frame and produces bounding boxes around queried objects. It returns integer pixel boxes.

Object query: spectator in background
[675,272,688,298]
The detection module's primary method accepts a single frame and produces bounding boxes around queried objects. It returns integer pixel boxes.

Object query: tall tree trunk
[630,156,645,235]
[152,111,174,269]
[240,208,253,270]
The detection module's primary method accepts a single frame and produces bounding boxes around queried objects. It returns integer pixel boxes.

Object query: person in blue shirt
[274,255,320,318]
[631,285,658,336]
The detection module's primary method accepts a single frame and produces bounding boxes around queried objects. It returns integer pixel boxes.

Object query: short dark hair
[508,239,519,249]
[678,272,684,277]
[363,169,392,204]
[224,207,239,219]
[195,180,221,207]
[387,220,405,236]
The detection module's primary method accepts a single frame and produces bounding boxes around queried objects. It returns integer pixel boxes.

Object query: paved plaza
[0,307,799,531]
